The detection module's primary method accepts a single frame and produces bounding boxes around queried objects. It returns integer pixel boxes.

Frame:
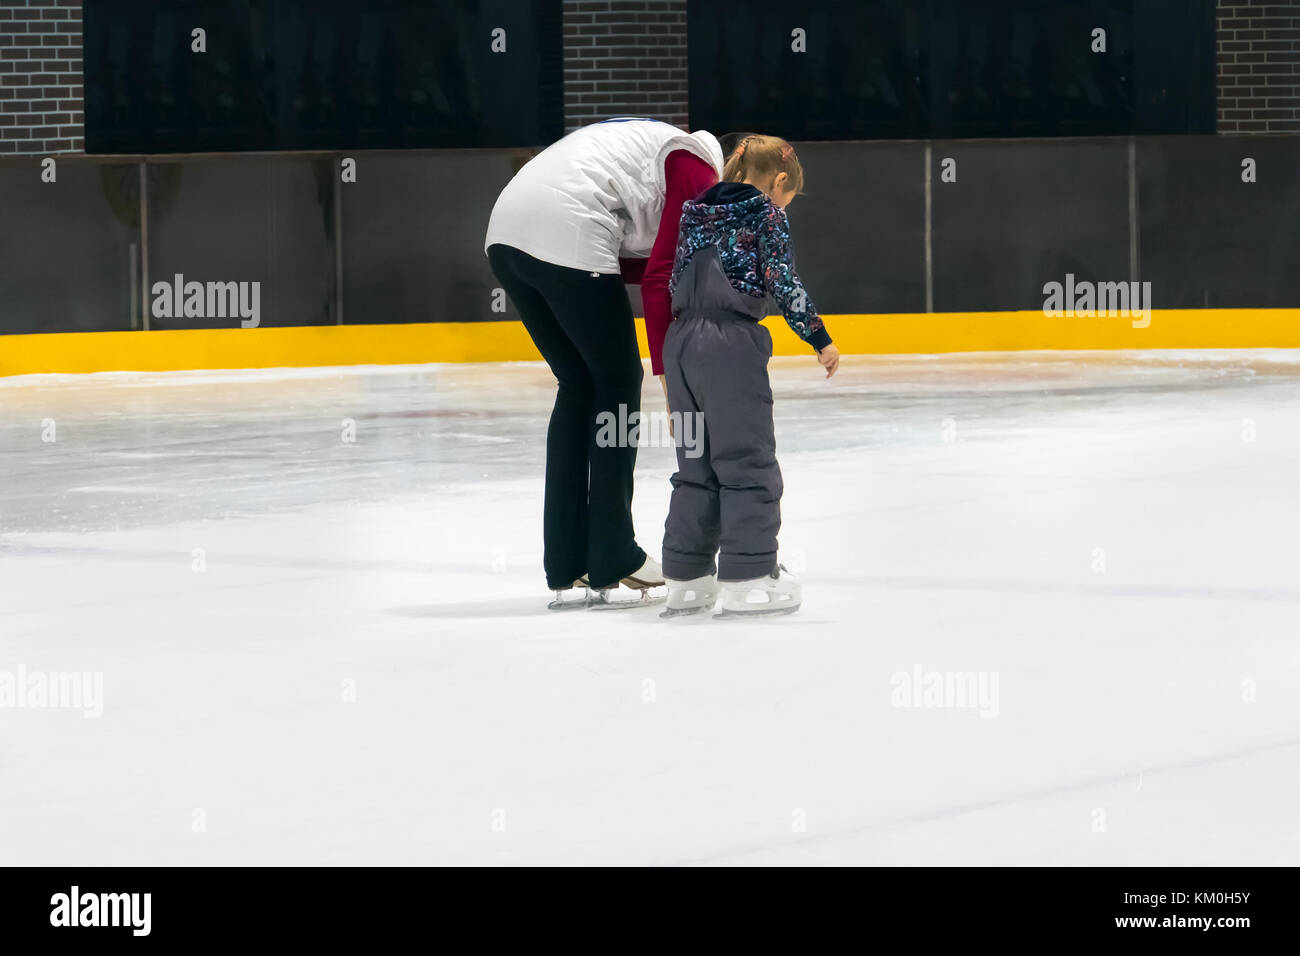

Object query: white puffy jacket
[484,118,724,275]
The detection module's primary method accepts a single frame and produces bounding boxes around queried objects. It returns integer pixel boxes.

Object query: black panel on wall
[689,0,929,140]
[928,0,1132,138]
[83,0,563,153]
[688,0,1214,140]
[84,0,275,153]
[1131,1,1217,136]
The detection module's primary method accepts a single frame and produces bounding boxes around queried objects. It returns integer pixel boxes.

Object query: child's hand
[817,344,840,379]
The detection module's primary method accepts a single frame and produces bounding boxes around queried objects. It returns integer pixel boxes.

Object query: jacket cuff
[806,327,833,352]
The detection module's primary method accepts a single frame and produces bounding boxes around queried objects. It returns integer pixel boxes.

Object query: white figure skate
[715,565,801,618]
[659,574,719,618]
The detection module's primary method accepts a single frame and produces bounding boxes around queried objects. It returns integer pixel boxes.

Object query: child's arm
[755,204,834,356]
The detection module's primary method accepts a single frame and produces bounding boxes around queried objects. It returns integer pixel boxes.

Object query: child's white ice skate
[714,565,801,618]
[548,576,591,611]
[659,574,719,618]
[588,557,667,610]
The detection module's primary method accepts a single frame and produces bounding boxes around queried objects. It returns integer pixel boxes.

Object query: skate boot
[547,576,590,611]
[589,557,667,610]
[659,574,719,618]
[715,565,801,618]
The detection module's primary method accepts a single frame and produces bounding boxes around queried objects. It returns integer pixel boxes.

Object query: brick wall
[0,0,83,154]
[564,0,687,132]
[1,1,1297,156]
[1217,0,1300,132]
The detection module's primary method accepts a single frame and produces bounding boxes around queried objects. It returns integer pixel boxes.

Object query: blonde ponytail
[722,134,804,196]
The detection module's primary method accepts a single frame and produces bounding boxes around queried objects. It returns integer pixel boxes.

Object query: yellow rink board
[3,310,1300,376]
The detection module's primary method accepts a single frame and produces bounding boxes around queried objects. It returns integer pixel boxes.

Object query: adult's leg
[514,254,646,587]
[487,244,592,589]
[661,317,721,579]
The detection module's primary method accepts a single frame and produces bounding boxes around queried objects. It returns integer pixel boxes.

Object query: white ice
[2,350,1299,866]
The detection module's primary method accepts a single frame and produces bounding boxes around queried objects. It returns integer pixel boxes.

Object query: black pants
[487,243,646,589]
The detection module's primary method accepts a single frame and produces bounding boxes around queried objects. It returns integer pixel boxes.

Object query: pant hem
[547,573,586,591]
[662,551,717,582]
[718,554,777,582]
[589,546,647,589]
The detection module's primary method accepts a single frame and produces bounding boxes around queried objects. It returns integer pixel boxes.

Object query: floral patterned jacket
[669,181,832,350]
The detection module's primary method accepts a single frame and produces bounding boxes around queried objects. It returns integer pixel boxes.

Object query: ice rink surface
[3,350,1299,866]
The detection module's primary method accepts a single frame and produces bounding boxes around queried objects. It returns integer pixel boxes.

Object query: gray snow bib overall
[661,246,783,582]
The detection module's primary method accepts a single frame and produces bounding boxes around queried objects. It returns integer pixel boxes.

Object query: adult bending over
[484,118,725,607]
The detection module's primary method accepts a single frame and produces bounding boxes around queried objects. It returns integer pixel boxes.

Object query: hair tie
[780,145,793,162]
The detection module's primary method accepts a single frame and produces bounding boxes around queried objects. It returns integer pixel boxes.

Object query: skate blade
[659,603,713,619]
[713,602,801,619]
[548,588,590,611]
[588,590,667,610]
[548,598,590,611]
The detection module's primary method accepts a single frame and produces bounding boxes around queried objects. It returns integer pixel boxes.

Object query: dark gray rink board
[1137,136,1300,309]
[0,161,141,335]
[342,151,523,325]
[145,156,335,330]
[785,141,927,316]
[930,138,1131,313]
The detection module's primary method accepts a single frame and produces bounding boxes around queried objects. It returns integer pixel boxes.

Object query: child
[660,135,839,618]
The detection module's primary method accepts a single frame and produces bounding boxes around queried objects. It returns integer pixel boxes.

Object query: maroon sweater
[618,150,719,375]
